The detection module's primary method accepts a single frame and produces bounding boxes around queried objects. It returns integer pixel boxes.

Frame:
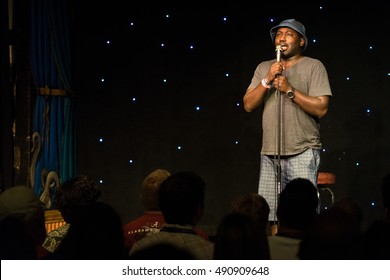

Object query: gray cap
[270,19,308,51]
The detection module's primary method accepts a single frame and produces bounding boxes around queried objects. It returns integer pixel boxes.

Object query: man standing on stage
[243,19,332,224]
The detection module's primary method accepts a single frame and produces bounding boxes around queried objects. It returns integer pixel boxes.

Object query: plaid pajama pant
[258,148,320,221]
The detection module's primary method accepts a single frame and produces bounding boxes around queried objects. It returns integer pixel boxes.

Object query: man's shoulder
[123,213,164,230]
[257,59,274,68]
[267,235,302,245]
[301,56,326,67]
[131,226,212,249]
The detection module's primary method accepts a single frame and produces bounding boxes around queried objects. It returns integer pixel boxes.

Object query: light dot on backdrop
[99,138,104,143]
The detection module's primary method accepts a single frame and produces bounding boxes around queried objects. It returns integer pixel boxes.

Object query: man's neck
[282,54,304,69]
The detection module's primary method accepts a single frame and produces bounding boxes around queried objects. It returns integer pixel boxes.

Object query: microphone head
[275,45,282,62]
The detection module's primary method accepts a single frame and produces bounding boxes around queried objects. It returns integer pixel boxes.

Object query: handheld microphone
[275,45,282,62]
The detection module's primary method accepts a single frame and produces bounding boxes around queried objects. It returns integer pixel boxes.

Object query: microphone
[275,45,282,62]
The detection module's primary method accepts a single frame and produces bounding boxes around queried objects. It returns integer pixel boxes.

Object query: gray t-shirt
[248,56,332,156]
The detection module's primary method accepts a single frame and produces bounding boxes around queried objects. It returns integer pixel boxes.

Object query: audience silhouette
[0,213,38,259]
[267,178,319,259]
[3,170,387,260]
[46,201,127,259]
[129,171,214,259]
[123,169,170,251]
[129,243,195,260]
[123,169,208,252]
[231,192,271,235]
[331,196,364,228]
[361,173,390,259]
[298,207,363,260]
[213,212,270,260]
[42,174,101,254]
[0,185,46,259]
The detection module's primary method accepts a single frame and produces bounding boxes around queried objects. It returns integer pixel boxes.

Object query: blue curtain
[30,0,76,209]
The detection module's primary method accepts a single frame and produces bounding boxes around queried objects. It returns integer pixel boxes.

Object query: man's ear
[300,37,305,48]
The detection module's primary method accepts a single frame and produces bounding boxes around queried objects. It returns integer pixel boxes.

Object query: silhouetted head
[54,201,126,259]
[232,192,270,231]
[213,212,270,260]
[140,169,170,211]
[158,171,205,226]
[277,178,319,230]
[54,175,101,223]
[298,208,363,260]
[0,186,46,248]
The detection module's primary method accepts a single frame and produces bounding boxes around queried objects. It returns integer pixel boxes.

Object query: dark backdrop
[70,1,389,234]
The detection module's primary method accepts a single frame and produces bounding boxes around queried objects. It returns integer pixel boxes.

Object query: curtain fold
[30,0,76,209]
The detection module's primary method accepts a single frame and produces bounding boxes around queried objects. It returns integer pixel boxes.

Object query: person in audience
[123,169,171,250]
[331,196,363,227]
[42,175,101,253]
[0,185,46,259]
[129,243,195,260]
[213,212,270,260]
[267,178,319,259]
[231,192,271,235]
[298,207,363,259]
[381,173,390,221]
[361,173,390,259]
[123,169,209,252]
[0,213,38,259]
[46,201,127,259]
[129,171,214,259]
